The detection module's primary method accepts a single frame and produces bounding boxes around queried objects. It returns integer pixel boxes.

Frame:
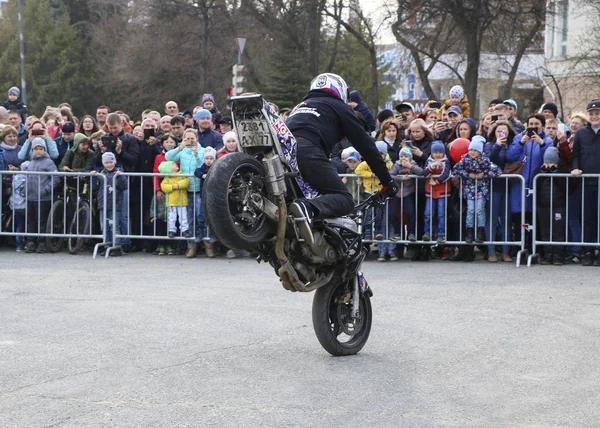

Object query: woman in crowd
[79,115,100,138]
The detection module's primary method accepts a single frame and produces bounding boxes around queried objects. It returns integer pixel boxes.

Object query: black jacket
[536,161,571,207]
[287,90,392,186]
[331,139,353,174]
[3,97,28,122]
[571,125,600,178]
[95,130,140,171]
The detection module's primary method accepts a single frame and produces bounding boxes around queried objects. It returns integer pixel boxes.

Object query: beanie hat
[377,109,394,123]
[222,131,238,143]
[62,121,75,133]
[349,90,362,104]
[375,141,388,155]
[20,161,30,171]
[32,138,46,150]
[469,136,485,153]
[431,141,445,154]
[202,94,215,105]
[543,102,558,117]
[503,99,518,110]
[102,152,116,164]
[488,98,503,106]
[195,109,212,121]
[399,147,413,159]
[204,146,217,159]
[346,151,361,162]
[543,147,559,164]
[449,85,464,99]
[8,87,20,98]
[158,161,174,174]
[341,146,356,159]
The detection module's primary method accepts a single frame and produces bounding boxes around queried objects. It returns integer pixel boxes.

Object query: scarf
[0,142,18,150]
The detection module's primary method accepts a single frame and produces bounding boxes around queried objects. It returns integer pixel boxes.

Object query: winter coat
[355,159,392,193]
[349,90,376,132]
[96,131,140,172]
[58,134,95,172]
[452,153,502,200]
[484,141,509,194]
[438,94,471,120]
[3,97,28,121]
[93,167,127,211]
[10,173,26,210]
[197,128,224,150]
[165,143,205,192]
[448,118,476,143]
[380,137,402,163]
[506,130,553,212]
[153,152,169,192]
[424,156,451,199]
[159,170,190,208]
[389,160,423,197]
[54,135,74,165]
[19,137,59,161]
[572,125,600,182]
[25,153,59,201]
[536,162,571,208]
[411,137,433,168]
[0,143,23,169]
[331,139,353,173]
[509,118,525,134]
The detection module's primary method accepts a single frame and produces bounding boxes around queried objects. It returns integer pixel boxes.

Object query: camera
[430,102,442,109]
[401,114,407,121]
[101,135,118,151]
[143,128,155,140]
[526,127,537,138]
[31,129,44,136]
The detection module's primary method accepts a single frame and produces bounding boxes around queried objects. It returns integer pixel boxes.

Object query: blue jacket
[18,137,59,161]
[349,90,376,132]
[1,145,22,169]
[54,136,74,165]
[165,143,205,192]
[93,167,128,211]
[506,130,553,212]
[452,153,501,200]
[484,141,509,194]
[197,128,223,150]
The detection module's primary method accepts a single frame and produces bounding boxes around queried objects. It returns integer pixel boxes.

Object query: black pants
[296,139,354,218]
[537,204,566,257]
[26,201,51,242]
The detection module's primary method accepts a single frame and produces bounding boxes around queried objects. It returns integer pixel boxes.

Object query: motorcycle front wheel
[312,279,372,356]
[203,152,272,250]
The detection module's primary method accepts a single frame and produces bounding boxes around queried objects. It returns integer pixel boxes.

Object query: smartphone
[101,135,117,151]
[526,127,537,137]
[499,129,507,139]
[491,115,499,122]
[430,102,442,109]
[143,128,155,140]
[401,114,407,121]
[31,129,44,136]
[403,139,413,148]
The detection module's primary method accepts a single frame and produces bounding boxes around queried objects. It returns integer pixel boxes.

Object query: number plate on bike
[237,120,273,148]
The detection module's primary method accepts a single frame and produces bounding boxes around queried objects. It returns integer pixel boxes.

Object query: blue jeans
[119,189,132,245]
[13,209,25,246]
[186,192,206,244]
[466,198,486,229]
[424,197,446,237]
[363,192,385,240]
[486,192,509,254]
[100,209,121,245]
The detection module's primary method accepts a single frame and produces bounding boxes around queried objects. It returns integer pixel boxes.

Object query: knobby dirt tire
[312,279,372,356]
[203,152,271,250]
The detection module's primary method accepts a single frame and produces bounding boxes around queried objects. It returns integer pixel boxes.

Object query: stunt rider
[286,73,398,244]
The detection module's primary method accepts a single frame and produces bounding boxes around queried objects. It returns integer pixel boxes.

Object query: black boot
[476,227,486,243]
[462,246,475,262]
[465,228,474,244]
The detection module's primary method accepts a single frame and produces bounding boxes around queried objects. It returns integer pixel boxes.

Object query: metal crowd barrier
[340,173,528,266]
[0,171,109,258]
[107,172,203,257]
[527,173,600,267]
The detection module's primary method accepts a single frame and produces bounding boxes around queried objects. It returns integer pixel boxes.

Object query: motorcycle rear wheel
[203,152,272,250]
[312,279,372,356]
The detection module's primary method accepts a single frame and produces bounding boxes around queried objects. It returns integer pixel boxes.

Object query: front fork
[352,271,371,319]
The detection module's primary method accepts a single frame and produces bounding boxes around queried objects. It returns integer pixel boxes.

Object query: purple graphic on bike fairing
[263,101,319,199]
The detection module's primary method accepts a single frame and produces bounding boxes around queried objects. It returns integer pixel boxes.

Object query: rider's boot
[290,201,315,246]
[186,243,197,258]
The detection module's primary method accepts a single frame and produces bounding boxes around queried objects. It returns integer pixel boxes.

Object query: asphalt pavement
[0,250,598,428]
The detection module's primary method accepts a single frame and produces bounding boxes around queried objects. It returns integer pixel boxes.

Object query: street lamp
[17,0,27,104]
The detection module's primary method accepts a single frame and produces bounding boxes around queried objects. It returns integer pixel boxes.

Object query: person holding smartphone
[17,121,59,161]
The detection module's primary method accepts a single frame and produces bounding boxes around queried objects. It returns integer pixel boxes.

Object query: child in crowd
[159,161,192,239]
[194,146,217,258]
[151,134,178,255]
[3,87,28,121]
[217,131,239,158]
[58,133,95,172]
[341,150,363,203]
[452,136,502,244]
[439,85,471,119]
[423,141,451,243]
[10,161,29,252]
[91,152,127,251]
[24,139,59,253]
[536,147,569,265]
[389,147,423,242]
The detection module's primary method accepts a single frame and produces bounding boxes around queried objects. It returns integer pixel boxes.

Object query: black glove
[379,180,399,200]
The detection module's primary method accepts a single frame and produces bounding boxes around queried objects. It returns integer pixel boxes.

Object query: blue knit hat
[375,141,388,155]
[469,136,486,153]
[8,87,20,97]
[431,141,445,154]
[195,109,212,121]
[399,147,413,159]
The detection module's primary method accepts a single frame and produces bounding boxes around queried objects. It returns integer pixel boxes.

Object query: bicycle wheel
[46,199,66,253]
[68,201,91,255]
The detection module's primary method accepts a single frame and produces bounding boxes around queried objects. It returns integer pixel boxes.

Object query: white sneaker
[226,249,237,259]
[290,201,315,245]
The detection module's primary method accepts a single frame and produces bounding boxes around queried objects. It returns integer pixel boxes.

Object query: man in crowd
[195,110,223,150]
[97,105,110,131]
[8,110,28,145]
[170,115,186,145]
[165,101,179,116]
[503,99,525,133]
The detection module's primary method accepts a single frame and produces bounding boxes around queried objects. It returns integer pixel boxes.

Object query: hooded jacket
[3,95,28,122]
[159,161,190,207]
[438,94,471,119]
[19,137,59,161]
[164,143,205,192]
[349,90,376,132]
[452,152,502,200]
[25,152,59,201]
[58,134,95,172]
[389,159,423,197]
[197,128,224,150]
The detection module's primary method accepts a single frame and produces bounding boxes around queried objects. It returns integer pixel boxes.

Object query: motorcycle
[203,94,384,356]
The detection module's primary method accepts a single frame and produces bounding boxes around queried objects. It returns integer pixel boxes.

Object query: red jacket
[153,153,179,191]
[424,157,451,199]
